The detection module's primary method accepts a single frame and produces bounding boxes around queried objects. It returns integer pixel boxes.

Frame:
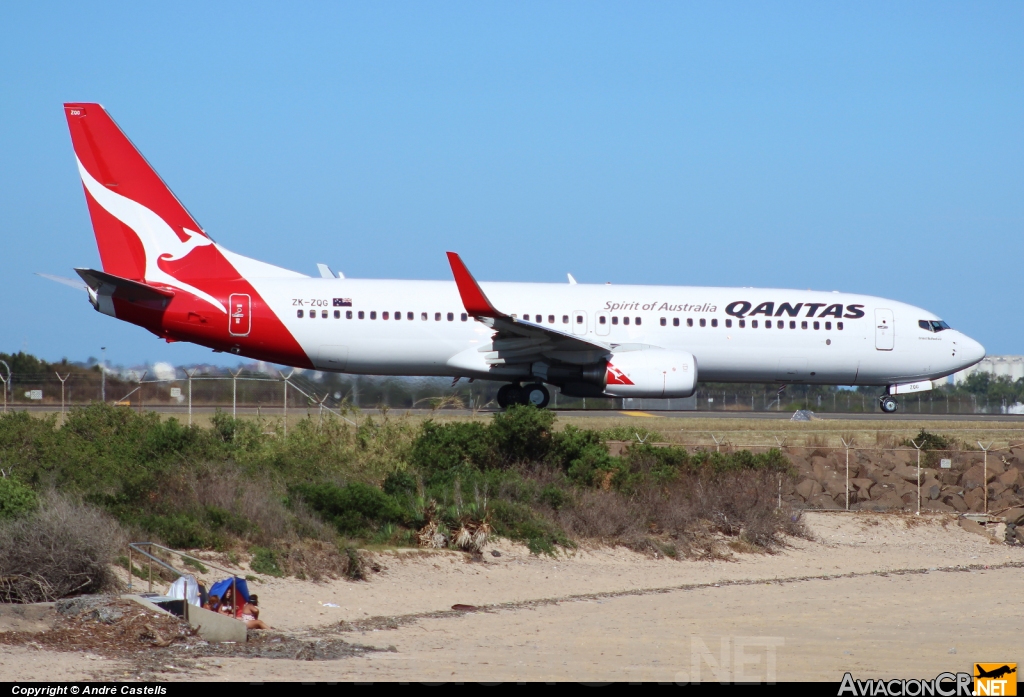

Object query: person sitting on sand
[218,587,236,616]
[240,595,270,630]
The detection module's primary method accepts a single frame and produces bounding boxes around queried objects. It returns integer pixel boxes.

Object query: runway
[9,404,1024,423]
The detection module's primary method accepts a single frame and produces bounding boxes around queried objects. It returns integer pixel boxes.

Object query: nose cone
[959,334,986,368]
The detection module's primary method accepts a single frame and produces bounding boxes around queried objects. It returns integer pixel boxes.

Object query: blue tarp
[208,577,250,604]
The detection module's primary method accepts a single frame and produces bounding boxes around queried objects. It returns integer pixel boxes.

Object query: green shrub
[490,405,555,464]
[538,484,568,510]
[0,477,37,519]
[139,513,224,549]
[290,482,405,535]
[249,546,284,577]
[410,421,494,476]
[383,470,417,498]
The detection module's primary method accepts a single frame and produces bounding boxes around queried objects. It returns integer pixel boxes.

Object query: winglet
[446,252,502,318]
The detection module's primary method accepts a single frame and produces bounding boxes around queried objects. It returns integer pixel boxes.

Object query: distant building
[952,355,1024,385]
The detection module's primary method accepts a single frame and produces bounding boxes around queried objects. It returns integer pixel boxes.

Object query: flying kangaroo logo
[76,156,226,314]
[606,363,635,386]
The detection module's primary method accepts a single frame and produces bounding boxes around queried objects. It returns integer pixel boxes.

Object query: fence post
[711,435,722,453]
[231,369,242,419]
[977,442,993,514]
[134,370,147,415]
[186,369,198,426]
[0,360,9,414]
[911,440,923,515]
[840,437,853,511]
[282,371,293,436]
[56,372,70,424]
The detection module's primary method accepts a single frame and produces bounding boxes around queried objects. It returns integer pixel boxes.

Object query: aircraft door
[875,308,894,351]
[596,312,610,336]
[228,294,251,336]
[572,311,588,336]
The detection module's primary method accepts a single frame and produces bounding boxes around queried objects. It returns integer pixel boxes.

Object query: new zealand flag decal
[333,298,352,307]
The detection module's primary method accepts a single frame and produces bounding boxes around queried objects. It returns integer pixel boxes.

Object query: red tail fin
[64,103,210,281]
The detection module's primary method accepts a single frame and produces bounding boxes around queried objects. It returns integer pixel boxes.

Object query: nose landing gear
[496,383,550,409]
[879,395,899,413]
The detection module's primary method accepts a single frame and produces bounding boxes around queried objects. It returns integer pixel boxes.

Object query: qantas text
[725,302,865,320]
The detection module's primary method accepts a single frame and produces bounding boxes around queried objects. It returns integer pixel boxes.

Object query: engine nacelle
[601,349,698,398]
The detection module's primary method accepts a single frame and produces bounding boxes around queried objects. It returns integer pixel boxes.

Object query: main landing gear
[879,394,899,414]
[496,383,550,409]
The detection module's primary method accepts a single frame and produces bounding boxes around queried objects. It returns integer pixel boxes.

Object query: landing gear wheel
[522,383,550,408]
[496,384,520,409]
[879,396,899,414]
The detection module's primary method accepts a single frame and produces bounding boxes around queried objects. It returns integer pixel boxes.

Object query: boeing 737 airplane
[54,103,985,412]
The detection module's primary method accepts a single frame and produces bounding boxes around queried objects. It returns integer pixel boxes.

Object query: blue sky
[1,2,1021,367]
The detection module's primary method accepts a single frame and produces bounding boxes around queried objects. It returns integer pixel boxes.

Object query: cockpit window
[919,319,951,332]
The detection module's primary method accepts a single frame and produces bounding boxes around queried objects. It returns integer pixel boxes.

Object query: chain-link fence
[0,369,1017,415]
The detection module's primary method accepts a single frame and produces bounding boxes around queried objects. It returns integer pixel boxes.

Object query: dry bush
[276,539,349,581]
[0,493,123,603]
[553,470,805,555]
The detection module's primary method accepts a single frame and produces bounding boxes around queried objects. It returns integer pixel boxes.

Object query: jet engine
[601,349,698,398]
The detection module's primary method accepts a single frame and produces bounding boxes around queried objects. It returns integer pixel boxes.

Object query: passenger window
[562,315,569,324]
[752,320,758,328]
[382,311,389,320]
[358,311,365,319]
[660,318,666,326]
[435,312,441,321]
[334,310,340,319]
[421,312,427,320]
[576,315,583,324]
[778,321,783,329]
[801,321,807,329]
[600,316,607,325]
[623,317,630,326]
[297,309,304,318]
[548,315,554,324]
[837,322,844,330]
[310,311,316,319]
[447,312,454,321]
[407,312,413,320]
[673,318,680,327]
[534,315,541,322]
[739,319,745,328]
[825,322,832,330]
[461,313,468,321]
[635,317,641,326]
[370,311,377,320]
[347,311,353,319]
[612,316,619,325]
[725,319,732,328]
[789,321,795,329]
[687,318,693,327]
[394,311,401,320]
[766,320,772,328]
[699,318,706,327]
[813,321,819,330]
[711,318,718,328]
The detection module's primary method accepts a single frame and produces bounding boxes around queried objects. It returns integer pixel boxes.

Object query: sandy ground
[3,512,1022,682]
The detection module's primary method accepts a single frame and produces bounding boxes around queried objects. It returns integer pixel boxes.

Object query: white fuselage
[257,278,985,386]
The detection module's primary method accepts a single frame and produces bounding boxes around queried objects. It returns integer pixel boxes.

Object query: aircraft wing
[447,252,611,367]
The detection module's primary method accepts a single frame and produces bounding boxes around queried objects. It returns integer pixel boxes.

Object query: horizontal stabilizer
[75,268,175,303]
